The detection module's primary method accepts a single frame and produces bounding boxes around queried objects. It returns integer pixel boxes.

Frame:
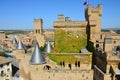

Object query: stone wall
[0,31,5,42]
[94,65,111,80]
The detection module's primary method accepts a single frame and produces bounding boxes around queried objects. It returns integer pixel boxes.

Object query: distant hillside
[114,30,120,34]
[0,30,33,35]
[102,29,120,34]
[101,29,110,32]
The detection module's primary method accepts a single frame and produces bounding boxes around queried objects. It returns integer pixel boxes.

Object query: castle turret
[30,42,46,64]
[12,36,17,44]
[34,19,43,35]
[44,41,52,54]
[85,4,102,42]
[34,19,45,47]
[17,39,24,50]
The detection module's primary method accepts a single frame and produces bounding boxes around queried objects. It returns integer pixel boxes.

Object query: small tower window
[75,61,77,67]
[36,30,37,33]
[63,61,65,67]
[78,61,80,67]
[114,41,116,44]
[38,30,40,33]
[68,64,72,70]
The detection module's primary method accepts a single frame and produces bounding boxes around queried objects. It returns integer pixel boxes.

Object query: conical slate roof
[30,43,46,65]
[12,37,17,44]
[45,41,52,54]
[17,39,24,50]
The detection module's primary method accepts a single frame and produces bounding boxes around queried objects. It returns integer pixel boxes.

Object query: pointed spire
[30,42,46,65]
[17,39,24,50]
[12,36,17,44]
[45,41,52,54]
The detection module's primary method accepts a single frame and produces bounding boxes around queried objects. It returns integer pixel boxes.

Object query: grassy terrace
[48,53,92,65]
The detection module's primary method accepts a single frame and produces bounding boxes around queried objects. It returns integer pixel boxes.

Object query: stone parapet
[54,21,88,27]
[88,4,102,16]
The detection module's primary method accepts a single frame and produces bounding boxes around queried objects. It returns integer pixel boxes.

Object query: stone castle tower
[85,4,102,42]
[34,19,45,46]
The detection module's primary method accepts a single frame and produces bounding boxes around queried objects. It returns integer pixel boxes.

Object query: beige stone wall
[94,65,111,80]
[54,21,88,28]
[30,64,93,80]
[44,30,54,42]
[54,15,87,35]
[16,52,93,80]
[13,49,25,60]
[19,55,31,80]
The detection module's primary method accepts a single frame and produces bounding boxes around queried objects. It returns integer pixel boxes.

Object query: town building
[0,56,12,80]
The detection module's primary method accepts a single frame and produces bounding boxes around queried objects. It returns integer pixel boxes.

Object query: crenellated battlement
[54,14,88,28]
[34,18,43,22]
[87,4,102,17]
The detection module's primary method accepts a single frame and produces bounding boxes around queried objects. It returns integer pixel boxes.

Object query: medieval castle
[0,4,120,80]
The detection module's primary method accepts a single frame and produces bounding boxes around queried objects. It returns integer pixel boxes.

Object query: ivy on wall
[53,29,87,53]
